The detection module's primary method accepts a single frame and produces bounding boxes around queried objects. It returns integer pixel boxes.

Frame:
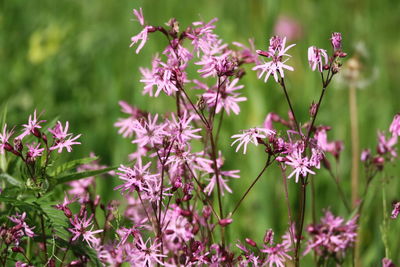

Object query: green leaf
[0,197,37,210]
[56,166,117,185]
[39,202,70,241]
[55,239,103,267]
[0,173,23,187]
[49,156,98,177]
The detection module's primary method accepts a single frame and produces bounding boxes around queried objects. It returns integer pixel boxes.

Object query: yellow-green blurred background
[1,0,399,265]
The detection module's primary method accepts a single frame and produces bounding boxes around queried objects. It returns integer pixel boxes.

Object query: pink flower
[8,212,35,238]
[382,258,396,267]
[0,124,14,154]
[308,46,328,72]
[26,143,44,161]
[130,8,153,54]
[49,121,81,153]
[140,55,179,97]
[252,36,295,83]
[391,202,400,219]
[377,131,397,159]
[114,161,158,194]
[330,32,342,52]
[16,110,46,140]
[133,8,144,26]
[68,212,103,248]
[195,52,236,77]
[202,78,247,115]
[261,243,292,267]
[114,101,143,138]
[131,114,167,147]
[285,149,316,183]
[167,111,202,144]
[389,114,400,137]
[305,210,358,260]
[135,237,166,266]
[231,127,275,154]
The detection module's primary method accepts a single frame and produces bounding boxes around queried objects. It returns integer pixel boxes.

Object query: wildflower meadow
[1,1,399,266]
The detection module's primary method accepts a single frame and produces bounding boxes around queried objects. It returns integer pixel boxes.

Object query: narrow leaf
[56,166,117,185]
[49,156,98,177]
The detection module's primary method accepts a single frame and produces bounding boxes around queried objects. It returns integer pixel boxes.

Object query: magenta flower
[231,127,275,154]
[114,101,143,138]
[382,258,396,267]
[130,8,153,54]
[115,161,158,194]
[50,133,81,153]
[330,32,342,52]
[308,46,328,72]
[285,149,316,183]
[261,243,292,267]
[202,78,247,115]
[389,114,400,137]
[140,55,179,97]
[377,131,398,159]
[8,212,35,238]
[69,212,103,248]
[252,36,295,83]
[49,121,81,153]
[26,143,45,161]
[305,210,358,260]
[133,8,144,26]
[16,110,46,140]
[195,52,236,77]
[131,114,167,148]
[167,111,202,144]
[0,124,14,154]
[391,202,400,219]
[135,237,166,266]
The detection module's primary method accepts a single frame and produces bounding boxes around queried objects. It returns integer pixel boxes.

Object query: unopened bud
[12,246,24,253]
[323,64,330,70]
[32,128,41,138]
[64,207,73,218]
[202,206,212,219]
[180,209,192,217]
[218,218,233,227]
[42,133,48,144]
[339,52,347,58]
[245,238,257,247]
[309,102,318,117]
[94,195,101,207]
[263,229,274,244]
[165,229,175,235]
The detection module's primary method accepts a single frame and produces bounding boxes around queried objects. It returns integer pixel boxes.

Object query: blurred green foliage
[1,0,399,265]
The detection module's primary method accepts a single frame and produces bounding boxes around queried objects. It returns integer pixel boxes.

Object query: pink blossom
[26,143,44,161]
[308,46,328,72]
[115,161,158,194]
[252,36,295,83]
[69,212,103,248]
[377,131,397,159]
[131,114,167,147]
[49,121,81,153]
[167,111,201,144]
[389,114,400,137]
[140,55,179,97]
[195,52,236,77]
[261,243,292,267]
[135,237,166,266]
[16,110,46,140]
[330,32,342,52]
[305,210,358,260]
[114,101,143,138]
[231,127,275,154]
[382,258,396,267]
[202,78,247,115]
[285,149,316,183]
[0,124,14,154]
[133,8,144,26]
[8,212,35,238]
[391,202,400,219]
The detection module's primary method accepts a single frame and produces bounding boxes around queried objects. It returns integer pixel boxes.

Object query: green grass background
[1,0,400,265]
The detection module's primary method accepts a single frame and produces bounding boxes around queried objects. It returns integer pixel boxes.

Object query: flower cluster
[305,211,358,261]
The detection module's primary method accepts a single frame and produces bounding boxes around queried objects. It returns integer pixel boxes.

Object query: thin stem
[294,177,307,267]
[40,214,49,264]
[349,84,359,208]
[279,164,295,248]
[60,238,72,267]
[278,78,301,135]
[327,169,351,213]
[231,156,273,216]
[215,110,224,145]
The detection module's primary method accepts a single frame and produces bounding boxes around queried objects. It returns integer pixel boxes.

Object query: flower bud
[245,238,257,247]
[218,218,233,227]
